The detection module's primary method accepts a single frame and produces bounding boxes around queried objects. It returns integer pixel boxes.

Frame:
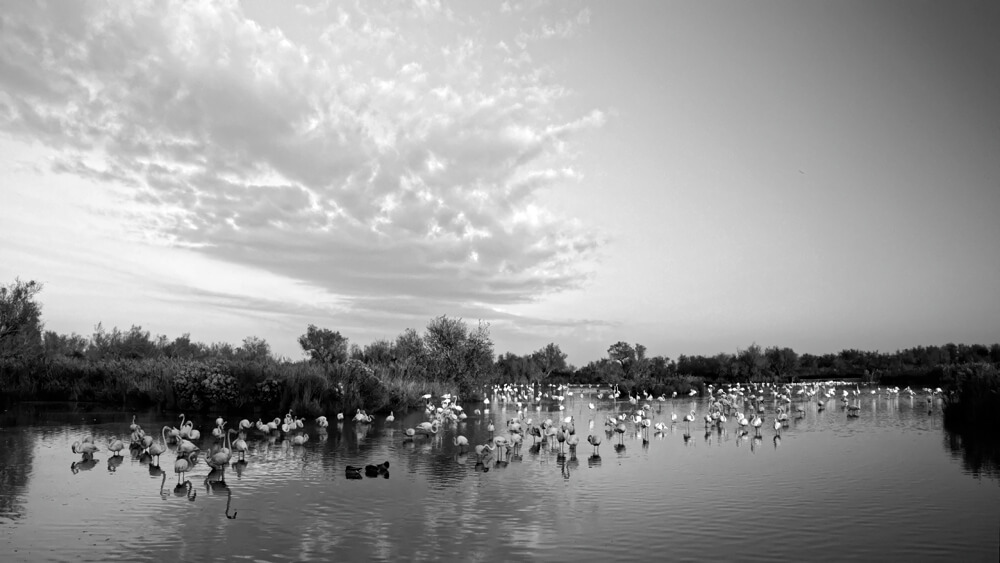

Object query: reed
[942,363,1000,426]
[1,354,458,416]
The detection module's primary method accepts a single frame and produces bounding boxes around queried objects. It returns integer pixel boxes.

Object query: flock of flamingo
[68,381,945,489]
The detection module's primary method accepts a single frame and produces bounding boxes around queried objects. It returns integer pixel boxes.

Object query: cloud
[0,0,605,323]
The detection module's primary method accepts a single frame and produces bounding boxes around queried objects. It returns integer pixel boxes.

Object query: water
[1,387,998,562]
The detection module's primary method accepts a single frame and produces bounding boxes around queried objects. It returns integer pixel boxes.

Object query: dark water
[1,386,998,562]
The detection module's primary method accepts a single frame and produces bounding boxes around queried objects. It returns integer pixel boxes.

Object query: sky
[1,0,998,365]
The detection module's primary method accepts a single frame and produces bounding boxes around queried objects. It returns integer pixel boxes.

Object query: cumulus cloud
[0,0,604,319]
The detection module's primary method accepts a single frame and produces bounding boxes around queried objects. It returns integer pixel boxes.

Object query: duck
[365,461,390,476]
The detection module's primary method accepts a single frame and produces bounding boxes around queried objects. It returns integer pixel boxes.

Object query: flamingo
[208,430,233,472]
[566,433,579,451]
[773,418,782,435]
[185,420,201,441]
[683,410,696,434]
[176,433,199,456]
[148,426,169,465]
[107,436,125,457]
[72,440,99,459]
[292,433,309,446]
[232,432,248,461]
[454,435,469,453]
[614,422,627,445]
[316,416,329,428]
[493,436,510,461]
[174,450,199,485]
[587,433,601,454]
[178,414,190,438]
[386,411,395,423]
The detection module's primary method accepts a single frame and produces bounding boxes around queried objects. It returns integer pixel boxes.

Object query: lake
[1,384,998,562]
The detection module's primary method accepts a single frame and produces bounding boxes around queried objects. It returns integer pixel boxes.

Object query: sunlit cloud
[0,0,605,327]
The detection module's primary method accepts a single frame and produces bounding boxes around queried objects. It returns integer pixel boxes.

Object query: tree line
[2,277,998,411]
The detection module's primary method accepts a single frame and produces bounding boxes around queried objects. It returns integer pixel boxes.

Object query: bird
[148,427,169,465]
[587,434,601,454]
[454,435,469,453]
[174,450,199,485]
[365,461,390,476]
[232,433,248,460]
[72,439,99,459]
[683,410,696,434]
[614,422,627,445]
[386,411,395,423]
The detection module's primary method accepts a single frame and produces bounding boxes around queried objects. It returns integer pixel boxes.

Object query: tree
[43,331,87,359]
[736,343,766,382]
[297,324,349,364]
[423,315,495,394]
[238,336,271,362]
[0,278,44,360]
[531,343,568,378]
[765,346,799,378]
[607,341,636,365]
[394,328,426,369]
[362,339,394,365]
[496,352,542,383]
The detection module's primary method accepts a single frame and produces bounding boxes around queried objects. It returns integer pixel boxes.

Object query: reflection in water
[0,389,999,561]
[944,415,1000,478]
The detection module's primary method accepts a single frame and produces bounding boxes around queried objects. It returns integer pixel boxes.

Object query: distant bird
[386,411,395,423]
[454,435,469,453]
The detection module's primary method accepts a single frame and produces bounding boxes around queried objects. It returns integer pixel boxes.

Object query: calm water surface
[1,387,998,562]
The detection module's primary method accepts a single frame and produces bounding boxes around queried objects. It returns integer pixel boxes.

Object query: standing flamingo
[148,426,168,466]
[107,436,125,457]
[587,433,601,454]
[175,450,199,485]
[684,410,696,434]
